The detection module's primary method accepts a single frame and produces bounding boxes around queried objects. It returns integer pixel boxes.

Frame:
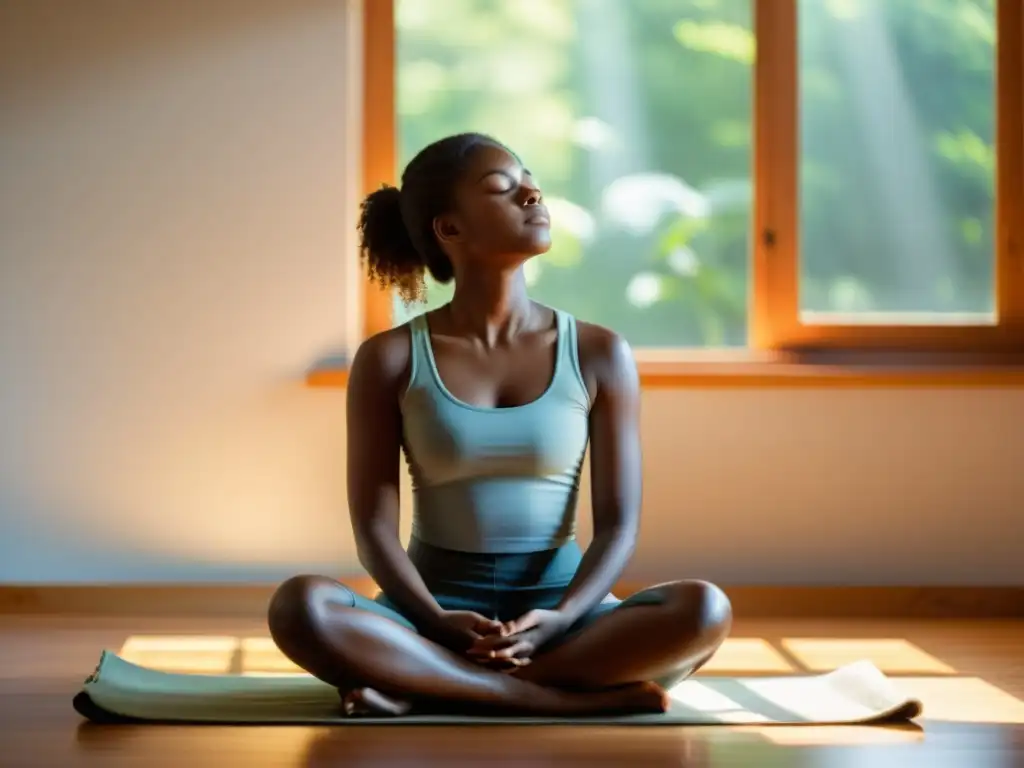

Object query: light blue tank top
[400,309,591,554]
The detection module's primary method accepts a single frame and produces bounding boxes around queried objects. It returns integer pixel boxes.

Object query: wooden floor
[3,614,1024,767]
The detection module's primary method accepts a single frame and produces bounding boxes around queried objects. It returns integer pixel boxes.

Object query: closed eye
[479,169,542,201]
[480,171,516,192]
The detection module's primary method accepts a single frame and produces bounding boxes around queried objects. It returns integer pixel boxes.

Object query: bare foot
[339,681,667,718]
[580,681,670,716]
[341,687,414,717]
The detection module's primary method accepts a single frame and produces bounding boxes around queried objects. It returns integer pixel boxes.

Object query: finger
[467,638,512,657]
[494,654,531,667]
[467,634,497,652]
[454,629,483,650]
[480,652,530,666]
[473,617,504,634]
[469,633,522,655]
[465,648,522,665]
[489,639,533,659]
[491,656,531,670]
[504,611,541,636]
[468,630,520,655]
[475,656,529,672]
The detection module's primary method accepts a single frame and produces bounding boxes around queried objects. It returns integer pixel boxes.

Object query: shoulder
[573,318,639,397]
[348,322,414,395]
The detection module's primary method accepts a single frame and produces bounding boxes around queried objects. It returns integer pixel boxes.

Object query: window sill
[305,350,1024,389]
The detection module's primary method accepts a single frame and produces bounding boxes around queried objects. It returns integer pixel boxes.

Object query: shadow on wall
[0,496,251,582]
[0,495,354,584]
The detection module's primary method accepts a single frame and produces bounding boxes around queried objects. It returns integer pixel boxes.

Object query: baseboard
[1,582,1021,619]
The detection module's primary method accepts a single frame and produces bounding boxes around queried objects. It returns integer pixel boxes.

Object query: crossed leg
[514,580,732,691]
[267,576,731,716]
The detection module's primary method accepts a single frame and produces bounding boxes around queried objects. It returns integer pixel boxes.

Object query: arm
[345,332,446,631]
[554,328,642,625]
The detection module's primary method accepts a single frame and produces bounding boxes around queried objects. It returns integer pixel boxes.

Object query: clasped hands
[438,609,571,671]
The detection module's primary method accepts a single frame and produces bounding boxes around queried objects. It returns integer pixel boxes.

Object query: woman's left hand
[466,609,572,663]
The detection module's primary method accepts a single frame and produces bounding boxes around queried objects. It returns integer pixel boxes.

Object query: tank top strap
[554,309,589,402]
[405,313,433,390]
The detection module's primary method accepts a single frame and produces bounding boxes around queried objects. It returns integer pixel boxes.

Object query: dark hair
[357,132,508,303]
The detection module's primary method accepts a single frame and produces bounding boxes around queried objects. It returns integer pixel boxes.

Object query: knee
[267,574,355,651]
[661,579,732,640]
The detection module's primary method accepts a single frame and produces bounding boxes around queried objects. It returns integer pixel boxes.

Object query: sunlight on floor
[697,638,794,674]
[114,634,1024,724]
[239,637,303,675]
[894,677,1024,724]
[781,638,957,674]
[735,724,925,746]
[118,635,240,674]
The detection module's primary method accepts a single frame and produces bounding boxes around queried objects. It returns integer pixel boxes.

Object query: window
[798,0,995,323]
[757,0,1024,352]
[391,0,754,350]
[357,0,1024,364]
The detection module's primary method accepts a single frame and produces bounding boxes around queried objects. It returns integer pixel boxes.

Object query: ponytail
[357,184,426,302]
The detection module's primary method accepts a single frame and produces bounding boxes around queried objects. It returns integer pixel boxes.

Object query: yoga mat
[73,651,923,725]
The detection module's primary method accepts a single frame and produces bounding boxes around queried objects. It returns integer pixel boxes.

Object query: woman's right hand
[430,609,503,650]
[429,611,531,670]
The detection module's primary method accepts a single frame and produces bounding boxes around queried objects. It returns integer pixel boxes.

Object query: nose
[520,183,542,206]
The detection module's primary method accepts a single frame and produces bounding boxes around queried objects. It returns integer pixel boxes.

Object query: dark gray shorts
[339,538,690,689]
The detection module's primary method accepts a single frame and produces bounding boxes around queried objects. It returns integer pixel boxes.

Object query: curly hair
[357,132,510,303]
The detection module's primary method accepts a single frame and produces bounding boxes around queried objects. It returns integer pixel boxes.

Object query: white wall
[0,0,361,581]
[2,1,1022,586]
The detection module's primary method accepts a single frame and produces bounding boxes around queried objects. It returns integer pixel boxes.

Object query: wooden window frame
[307,0,1024,389]
[755,0,1024,354]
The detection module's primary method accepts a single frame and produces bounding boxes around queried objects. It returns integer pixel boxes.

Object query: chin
[482,235,552,269]
[524,232,553,255]
[498,250,547,272]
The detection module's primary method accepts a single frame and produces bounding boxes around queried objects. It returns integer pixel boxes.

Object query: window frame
[755,0,1024,354]
[316,0,1024,389]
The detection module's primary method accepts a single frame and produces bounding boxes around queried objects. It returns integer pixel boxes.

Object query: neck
[448,267,533,346]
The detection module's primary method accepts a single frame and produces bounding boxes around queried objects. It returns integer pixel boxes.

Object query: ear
[432,213,462,246]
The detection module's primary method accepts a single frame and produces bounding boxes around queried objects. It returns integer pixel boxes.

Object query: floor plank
[3,615,1023,767]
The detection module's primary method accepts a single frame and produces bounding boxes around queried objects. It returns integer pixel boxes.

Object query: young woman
[268,133,732,717]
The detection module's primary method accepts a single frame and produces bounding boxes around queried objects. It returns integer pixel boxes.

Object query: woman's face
[434,144,552,271]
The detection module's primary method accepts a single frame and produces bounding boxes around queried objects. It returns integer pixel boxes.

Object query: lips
[525,207,550,225]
